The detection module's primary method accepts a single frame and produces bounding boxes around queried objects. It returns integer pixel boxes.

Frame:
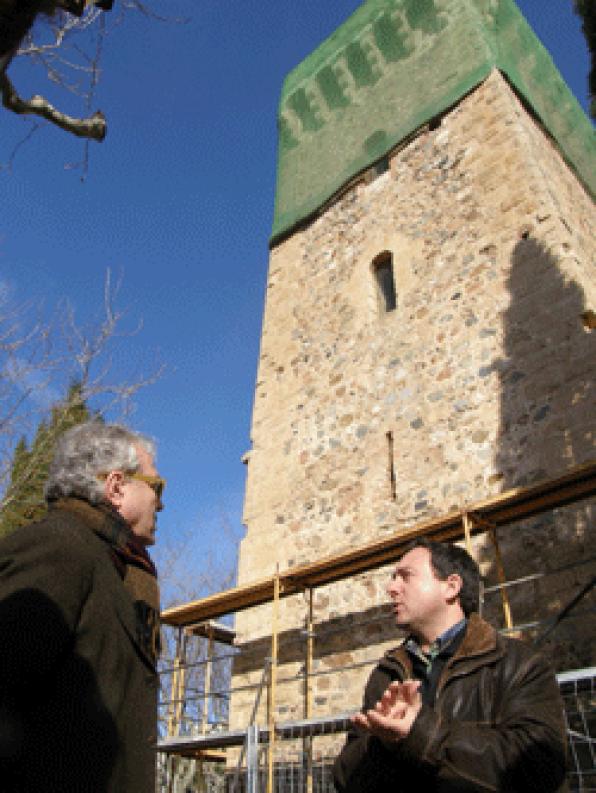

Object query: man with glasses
[0,421,165,792]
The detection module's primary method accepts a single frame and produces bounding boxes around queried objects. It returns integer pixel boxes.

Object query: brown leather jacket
[334,614,569,792]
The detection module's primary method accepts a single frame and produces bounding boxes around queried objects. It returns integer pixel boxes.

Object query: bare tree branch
[0,121,40,173]
[1,1,188,150]
[0,270,164,507]
[17,10,99,58]
[1,70,106,140]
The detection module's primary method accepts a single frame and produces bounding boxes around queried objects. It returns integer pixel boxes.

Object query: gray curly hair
[44,421,156,505]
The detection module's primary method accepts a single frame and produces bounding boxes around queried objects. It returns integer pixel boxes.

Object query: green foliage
[573,0,596,118]
[0,383,94,538]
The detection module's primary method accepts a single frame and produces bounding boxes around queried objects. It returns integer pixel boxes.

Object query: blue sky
[0,1,592,603]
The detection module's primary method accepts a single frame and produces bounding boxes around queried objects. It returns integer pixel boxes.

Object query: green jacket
[0,499,160,792]
[334,614,569,792]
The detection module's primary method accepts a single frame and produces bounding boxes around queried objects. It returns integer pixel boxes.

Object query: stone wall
[230,69,595,730]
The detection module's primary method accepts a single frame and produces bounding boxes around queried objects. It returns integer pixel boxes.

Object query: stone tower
[232,0,595,728]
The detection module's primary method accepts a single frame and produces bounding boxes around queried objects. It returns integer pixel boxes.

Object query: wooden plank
[184,620,236,644]
[161,461,596,627]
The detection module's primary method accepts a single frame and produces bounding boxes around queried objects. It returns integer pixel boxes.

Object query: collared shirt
[405,618,467,705]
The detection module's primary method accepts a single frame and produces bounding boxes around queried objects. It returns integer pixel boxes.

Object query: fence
[158,667,596,793]
[559,668,596,793]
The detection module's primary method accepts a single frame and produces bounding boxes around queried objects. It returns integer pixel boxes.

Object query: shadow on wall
[496,236,593,486]
[483,236,595,668]
[233,603,395,676]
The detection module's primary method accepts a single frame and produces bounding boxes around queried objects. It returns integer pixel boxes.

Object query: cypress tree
[0,382,93,537]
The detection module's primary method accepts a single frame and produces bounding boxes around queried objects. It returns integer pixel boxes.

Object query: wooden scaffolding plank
[161,460,596,627]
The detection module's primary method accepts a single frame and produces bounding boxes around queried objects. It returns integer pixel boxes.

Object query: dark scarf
[110,531,159,612]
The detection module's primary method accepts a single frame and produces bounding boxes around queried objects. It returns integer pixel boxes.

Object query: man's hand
[351,680,422,743]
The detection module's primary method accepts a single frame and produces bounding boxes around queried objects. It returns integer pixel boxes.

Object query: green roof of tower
[270,0,595,246]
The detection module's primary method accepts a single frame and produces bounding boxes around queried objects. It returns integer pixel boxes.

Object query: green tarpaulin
[271,0,594,247]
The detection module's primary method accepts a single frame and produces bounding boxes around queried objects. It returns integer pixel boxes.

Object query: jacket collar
[455,612,499,660]
[50,495,157,575]
[49,496,132,550]
[383,613,502,675]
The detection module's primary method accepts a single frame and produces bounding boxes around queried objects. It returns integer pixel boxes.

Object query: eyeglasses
[98,470,166,503]
[127,472,166,501]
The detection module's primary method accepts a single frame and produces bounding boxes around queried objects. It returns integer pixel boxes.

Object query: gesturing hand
[351,679,422,743]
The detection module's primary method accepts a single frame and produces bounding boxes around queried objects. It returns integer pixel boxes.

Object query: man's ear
[445,573,463,604]
[103,470,125,508]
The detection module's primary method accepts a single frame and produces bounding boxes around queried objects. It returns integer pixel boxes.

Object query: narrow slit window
[373,252,397,313]
[387,431,397,501]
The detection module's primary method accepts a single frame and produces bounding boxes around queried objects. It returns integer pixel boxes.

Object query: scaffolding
[158,461,596,792]
[162,462,595,626]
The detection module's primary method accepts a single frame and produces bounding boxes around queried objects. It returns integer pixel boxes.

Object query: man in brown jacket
[0,421,164,792]
[333,539,569,792]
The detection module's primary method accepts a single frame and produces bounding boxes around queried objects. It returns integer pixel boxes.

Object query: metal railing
[559,667,596,792]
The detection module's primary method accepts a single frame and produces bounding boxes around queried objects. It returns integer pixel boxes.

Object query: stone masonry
[230,69,595,732]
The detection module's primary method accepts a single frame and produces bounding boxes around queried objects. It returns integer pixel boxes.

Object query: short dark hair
[400,538,480,616]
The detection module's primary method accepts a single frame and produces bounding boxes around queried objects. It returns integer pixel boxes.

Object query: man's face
[117,444,163,546]
[386,547,454,637]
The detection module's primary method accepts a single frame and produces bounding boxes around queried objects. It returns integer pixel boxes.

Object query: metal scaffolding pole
[167,628,187,738]
[201,627,214,735]
[304,588,314,793]
[267,571,280,793]
[462,512,473,557]
[487,522,513,630]
[246,724,259,793]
